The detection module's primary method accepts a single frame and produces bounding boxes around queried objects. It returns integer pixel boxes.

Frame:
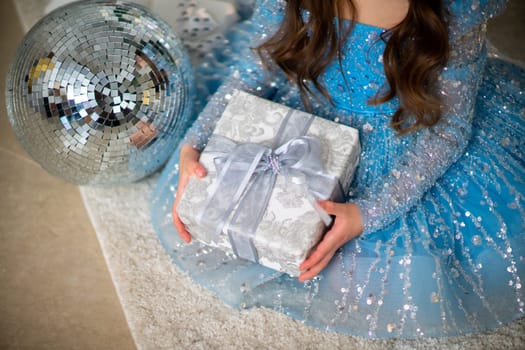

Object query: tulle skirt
[150,53,524,338]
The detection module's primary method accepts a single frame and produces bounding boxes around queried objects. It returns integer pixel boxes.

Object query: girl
[151,0,524,338]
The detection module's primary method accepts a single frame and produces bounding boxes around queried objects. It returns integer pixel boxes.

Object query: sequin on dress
[151,0,524,338]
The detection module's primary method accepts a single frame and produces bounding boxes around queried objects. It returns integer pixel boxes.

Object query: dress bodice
[320,21,398,115]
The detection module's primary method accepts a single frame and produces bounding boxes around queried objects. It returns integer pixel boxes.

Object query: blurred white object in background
[36,0,240,60]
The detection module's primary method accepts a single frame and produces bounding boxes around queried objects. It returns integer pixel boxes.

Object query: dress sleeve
[183,0,287,150]
[447,0,508,35]
[354,20,494,234]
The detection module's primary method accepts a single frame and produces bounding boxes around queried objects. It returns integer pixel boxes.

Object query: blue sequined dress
[151,0,524,338]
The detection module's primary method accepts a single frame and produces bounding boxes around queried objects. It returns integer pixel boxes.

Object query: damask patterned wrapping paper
[178,90,361,276]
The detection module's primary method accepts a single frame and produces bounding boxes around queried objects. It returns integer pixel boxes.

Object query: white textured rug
[80,179,525,350]
[15,0,524,348]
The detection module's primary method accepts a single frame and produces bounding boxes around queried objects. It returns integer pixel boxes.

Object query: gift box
[177,90,360,276]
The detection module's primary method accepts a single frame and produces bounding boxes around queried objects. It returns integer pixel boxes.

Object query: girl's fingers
[317,200,344,216]
[174,215,192,243]
[194,164,207,177]
[172,193,192,243]
[180,145,207,178]
[171,145,205,243]
[185,158,206,178]
[299,233,336,271]
[298,253,333,282]
[299,201,363,281]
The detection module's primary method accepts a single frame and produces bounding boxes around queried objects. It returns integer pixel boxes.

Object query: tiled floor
[0,0,523,349]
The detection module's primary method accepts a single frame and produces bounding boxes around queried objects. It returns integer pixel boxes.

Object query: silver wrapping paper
[178,90,361,276]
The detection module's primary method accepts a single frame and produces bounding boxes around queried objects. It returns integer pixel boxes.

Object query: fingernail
[195,166,205,177]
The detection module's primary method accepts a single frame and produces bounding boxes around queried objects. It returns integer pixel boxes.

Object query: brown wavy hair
[256,0,450,134]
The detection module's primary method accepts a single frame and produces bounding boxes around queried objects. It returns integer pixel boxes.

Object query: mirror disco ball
[5,0,193,185]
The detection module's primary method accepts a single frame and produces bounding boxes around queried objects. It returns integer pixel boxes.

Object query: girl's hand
[298,201,363,282]
[172,144,207,243]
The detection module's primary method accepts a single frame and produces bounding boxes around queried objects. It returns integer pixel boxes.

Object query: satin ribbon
[197,109,343,262]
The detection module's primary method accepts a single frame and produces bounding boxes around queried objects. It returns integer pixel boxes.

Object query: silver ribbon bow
[197,110,343,262]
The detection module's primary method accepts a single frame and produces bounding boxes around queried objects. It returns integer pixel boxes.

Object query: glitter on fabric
[151,0,524,338]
